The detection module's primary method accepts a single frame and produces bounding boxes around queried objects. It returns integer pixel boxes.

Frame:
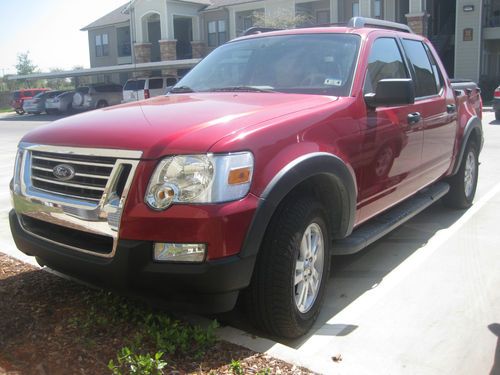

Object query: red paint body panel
[19,26,482,260]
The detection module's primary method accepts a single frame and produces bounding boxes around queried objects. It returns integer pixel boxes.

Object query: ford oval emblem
[52,164,75,181]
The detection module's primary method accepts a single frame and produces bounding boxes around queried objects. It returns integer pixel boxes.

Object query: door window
[149,79,164,90]
[401,39,438,98]
[364,38,408,94]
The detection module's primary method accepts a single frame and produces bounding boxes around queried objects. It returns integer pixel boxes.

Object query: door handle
[407,112,421,125]
[447,104,456,114]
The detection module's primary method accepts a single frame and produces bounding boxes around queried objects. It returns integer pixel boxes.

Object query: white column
[454,0,483,81]
[229,8,237,40]
[330,0,339,22]
[409,0,424,13]
[385,0,396,21]
[359,0,372,17]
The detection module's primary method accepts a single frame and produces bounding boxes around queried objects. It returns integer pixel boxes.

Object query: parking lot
[1,110,500,375]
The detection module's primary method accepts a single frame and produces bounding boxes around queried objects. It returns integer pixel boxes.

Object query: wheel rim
[294,222,325,313]
[464,150,476,199]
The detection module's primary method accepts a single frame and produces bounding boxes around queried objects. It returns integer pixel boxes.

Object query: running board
[333,182,450,255]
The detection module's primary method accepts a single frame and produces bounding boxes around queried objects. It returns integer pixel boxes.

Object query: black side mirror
[364,79,415,108]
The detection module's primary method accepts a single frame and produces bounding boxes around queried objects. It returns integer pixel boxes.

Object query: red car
[10,88,51,115]
[10,18,483,338]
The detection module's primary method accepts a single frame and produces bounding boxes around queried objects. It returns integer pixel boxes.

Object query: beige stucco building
[82,0,498,84]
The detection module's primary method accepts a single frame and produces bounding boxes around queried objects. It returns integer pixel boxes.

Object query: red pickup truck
[10,18,483,338]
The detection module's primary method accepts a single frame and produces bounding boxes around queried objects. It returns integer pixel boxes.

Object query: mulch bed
[0,254,315,375]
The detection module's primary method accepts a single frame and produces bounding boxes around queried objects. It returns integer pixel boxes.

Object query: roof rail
[242,27,282,36]
[348,17,413,33]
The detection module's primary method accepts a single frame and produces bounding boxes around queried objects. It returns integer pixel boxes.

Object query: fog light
[153,243,206,262]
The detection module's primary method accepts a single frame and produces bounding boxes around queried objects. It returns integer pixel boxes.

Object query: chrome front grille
[30,151,116,202]
[12,143,143,258]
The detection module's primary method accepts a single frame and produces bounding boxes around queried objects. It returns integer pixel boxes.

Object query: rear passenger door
[400,38,457,184]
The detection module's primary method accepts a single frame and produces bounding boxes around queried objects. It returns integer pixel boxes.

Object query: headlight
[145,152,254,210]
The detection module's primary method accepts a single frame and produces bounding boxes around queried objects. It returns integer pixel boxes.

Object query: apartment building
[81,0,496,84]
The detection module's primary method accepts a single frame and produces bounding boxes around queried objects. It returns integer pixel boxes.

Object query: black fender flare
[239,152,357,258]
[451,116,483,176]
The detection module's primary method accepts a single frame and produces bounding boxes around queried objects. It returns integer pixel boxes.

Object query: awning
[7,59,201,80]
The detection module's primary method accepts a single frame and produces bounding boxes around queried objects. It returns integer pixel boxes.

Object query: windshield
[175,33,360,96]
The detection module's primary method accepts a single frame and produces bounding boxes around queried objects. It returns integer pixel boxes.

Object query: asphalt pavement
[0,110,499,375]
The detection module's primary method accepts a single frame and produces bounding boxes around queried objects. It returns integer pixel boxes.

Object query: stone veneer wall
[134,43,152,63]
[190,41,206,59]
[159,40,177,76]
[406,12,429,36]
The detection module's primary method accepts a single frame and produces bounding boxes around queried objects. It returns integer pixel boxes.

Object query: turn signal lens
[228,167,251,185]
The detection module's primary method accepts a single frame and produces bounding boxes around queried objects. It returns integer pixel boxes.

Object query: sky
[0,0,127,76]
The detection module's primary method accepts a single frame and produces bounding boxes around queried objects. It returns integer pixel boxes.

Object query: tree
[48,67,73,90]
[15,51,37,76]
[251,9,313,29]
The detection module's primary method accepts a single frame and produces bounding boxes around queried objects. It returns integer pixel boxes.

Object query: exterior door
[357,37,425,223]
[400,38,457,184]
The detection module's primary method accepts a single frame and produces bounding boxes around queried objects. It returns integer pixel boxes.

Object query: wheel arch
[240,152,357,258]
[451,116,483,176]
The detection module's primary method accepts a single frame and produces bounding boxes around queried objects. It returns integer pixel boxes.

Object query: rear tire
[244,196,331,338]
[96,100,108,109]
[443,141,478,209]
[15,108,24,115]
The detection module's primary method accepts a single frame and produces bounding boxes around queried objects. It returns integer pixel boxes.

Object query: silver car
[45,91,75,114]
[72,84,123,110]
[23,91,65,114]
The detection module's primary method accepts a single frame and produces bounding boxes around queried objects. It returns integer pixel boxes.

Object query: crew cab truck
[10,17,483,339]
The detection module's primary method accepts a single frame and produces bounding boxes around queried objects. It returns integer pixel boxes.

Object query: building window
[208,20,227,47]
[117,27,131,57]
[95,33,109,57]
[316,10,330,24]
[352,3,360,17]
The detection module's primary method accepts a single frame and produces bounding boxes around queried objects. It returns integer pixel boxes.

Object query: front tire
[443,141,479,209]
[245,196,331,338]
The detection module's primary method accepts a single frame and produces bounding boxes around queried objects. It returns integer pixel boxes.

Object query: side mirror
[364,79,415,108]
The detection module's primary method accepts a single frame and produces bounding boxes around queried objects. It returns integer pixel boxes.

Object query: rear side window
[401,39,438,97]
[364,38,408,94]
[124,80,146,91]
[149,78,164,90]
[76,87,90,95]
[166,78,177,86]
[12,91,21,100]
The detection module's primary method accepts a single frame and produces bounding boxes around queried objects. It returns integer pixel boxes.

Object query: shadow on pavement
[0,113,77,122]
[214,200,469,349]
[489,323,500,375]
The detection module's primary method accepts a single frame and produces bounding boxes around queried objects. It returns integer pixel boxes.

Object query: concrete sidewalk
[216,182,500,374]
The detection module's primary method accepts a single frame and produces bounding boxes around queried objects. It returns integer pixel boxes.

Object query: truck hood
[22,93,338,159]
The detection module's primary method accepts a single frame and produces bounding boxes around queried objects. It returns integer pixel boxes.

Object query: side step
[333,182,450,255]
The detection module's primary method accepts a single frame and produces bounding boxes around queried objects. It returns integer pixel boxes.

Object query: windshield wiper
[169,86,195,93]
[207,86,275,93]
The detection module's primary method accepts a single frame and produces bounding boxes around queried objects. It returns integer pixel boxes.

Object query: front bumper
[10,209,255,312]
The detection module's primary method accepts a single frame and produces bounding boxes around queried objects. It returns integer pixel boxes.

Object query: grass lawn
[0,107,13,113]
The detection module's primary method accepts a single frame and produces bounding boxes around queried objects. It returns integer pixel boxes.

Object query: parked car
[122,77,178,103]
[23,91,66,115]
[10,18,483,339]
[45,91,76,114]
[72,84,123,110]
[10,88,51,115]
[493,85,500,120]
